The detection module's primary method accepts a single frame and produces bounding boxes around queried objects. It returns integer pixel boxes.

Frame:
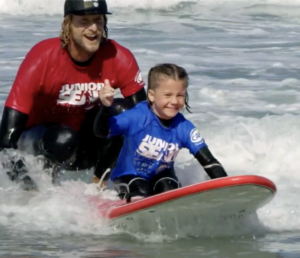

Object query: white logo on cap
[93,0,99,7]
[83,0,99,8]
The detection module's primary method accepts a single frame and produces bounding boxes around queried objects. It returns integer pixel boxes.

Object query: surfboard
[88,175,276,235]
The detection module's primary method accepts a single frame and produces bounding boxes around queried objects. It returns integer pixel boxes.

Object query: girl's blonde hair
[59,14,108,49]
[147,63,191,113]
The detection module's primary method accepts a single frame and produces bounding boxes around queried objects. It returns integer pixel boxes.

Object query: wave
[1,0,300,16]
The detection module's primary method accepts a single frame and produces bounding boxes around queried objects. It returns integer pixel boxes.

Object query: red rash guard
[5,37,145,131]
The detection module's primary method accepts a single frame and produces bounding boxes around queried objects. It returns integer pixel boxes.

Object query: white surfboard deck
[89,175,276,236]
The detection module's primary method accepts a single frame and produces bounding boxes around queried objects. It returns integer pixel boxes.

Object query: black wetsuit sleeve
[0,107,28,149]
[93,105,111,138]
[194,146,228,179]
[125,87,147,105]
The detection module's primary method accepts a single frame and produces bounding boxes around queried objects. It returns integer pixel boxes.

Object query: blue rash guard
[107,101,207,181]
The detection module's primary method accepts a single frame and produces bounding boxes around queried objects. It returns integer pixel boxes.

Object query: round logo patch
[190,128,203,144]
[134,71,143,84]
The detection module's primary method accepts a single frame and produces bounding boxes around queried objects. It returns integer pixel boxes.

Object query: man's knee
[41,124,80,164]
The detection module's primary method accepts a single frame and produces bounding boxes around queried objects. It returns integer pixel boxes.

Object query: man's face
[70,14,105,55]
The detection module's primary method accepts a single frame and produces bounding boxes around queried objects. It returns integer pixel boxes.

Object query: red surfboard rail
[108,175,276,219]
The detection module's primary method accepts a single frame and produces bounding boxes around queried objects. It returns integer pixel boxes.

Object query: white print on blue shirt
[133,134,179,175]
[137,134,180,162]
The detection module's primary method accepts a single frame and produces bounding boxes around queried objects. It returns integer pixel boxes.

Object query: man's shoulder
[30,37,61,54]
[106,39,133,53]
[24,37,62,64]
[103,39,136,63]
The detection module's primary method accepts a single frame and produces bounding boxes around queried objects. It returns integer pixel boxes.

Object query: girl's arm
[194,146,228,179]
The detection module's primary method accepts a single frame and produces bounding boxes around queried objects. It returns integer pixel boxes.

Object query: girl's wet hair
[147,63,191,113]
[59,14,108,49]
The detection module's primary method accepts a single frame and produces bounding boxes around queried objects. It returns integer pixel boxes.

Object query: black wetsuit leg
[17,123,80,185]
[112,168,180,202]
[14,102,130,186]
[17,124,51,156]
[18,123,80,163]
[113,175,152,203]
[150,168,181,195]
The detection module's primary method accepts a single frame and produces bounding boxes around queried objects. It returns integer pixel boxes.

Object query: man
[0,0,146,190]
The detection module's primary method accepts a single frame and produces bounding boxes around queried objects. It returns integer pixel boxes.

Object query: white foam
[175,113,300,233]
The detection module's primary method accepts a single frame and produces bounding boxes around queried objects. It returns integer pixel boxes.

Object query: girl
[94,63,228,202]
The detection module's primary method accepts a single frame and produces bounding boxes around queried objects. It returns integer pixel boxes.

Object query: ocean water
[1,0,300,257]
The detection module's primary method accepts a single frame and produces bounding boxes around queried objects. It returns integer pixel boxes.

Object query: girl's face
[148,78,186,120]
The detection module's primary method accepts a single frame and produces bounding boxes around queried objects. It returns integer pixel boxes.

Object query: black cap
[64,0,112,17]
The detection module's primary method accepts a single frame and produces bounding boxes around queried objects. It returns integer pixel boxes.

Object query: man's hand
[99,79,115,107]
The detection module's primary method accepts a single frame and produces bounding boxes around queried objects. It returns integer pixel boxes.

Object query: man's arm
[0,42,45,149]
[93,105,110,138]
[125,87,147,105]
[0,108,28,149]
